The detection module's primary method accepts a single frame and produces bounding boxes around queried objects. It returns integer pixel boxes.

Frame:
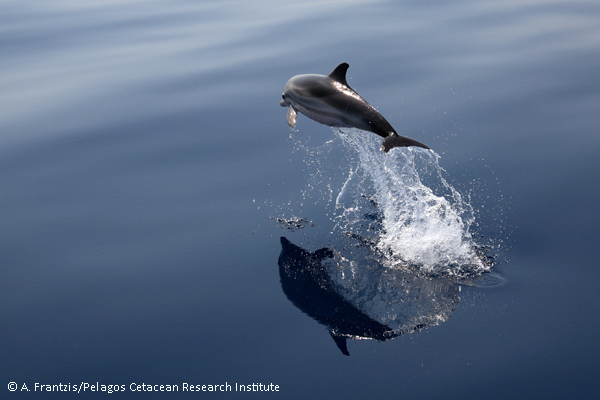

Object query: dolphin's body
[278,237,396,356]
[280,63,429,152]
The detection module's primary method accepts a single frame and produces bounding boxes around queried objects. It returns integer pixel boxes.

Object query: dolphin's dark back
[326,64,396,139]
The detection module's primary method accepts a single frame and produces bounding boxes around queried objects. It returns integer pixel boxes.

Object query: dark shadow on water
[278,236,461,356]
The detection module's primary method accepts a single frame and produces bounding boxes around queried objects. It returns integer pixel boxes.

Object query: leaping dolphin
[280,63,430,153]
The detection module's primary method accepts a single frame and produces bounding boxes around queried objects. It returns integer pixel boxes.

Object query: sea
[1,0,599,399]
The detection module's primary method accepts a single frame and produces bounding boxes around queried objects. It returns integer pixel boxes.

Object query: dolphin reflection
[278,237,461,356]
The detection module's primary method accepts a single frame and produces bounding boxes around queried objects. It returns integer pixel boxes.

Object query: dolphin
[278,237,396,356]
[280,63,430,153]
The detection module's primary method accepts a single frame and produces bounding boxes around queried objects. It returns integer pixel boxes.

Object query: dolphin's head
[280,77,299,107]
[280,93,289,107]
[280,74,326,109]
[280,76,295,107]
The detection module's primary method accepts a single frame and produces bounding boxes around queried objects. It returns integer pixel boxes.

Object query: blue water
[2,0,599,398]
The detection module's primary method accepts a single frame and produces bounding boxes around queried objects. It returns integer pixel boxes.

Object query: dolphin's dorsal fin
[313,247,333,261]
[329,331,350,356]
[329,63,350,87]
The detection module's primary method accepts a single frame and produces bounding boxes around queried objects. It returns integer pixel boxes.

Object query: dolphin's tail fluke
[381,133,430,153]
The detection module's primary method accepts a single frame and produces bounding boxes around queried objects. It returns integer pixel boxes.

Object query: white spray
[333,128,487,277]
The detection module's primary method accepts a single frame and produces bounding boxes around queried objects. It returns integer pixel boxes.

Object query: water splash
[333,128,489,277]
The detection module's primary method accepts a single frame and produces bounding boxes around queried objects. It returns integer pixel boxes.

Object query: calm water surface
[1,0,599,399]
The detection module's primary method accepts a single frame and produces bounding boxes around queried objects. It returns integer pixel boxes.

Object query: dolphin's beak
[280,99,288,107]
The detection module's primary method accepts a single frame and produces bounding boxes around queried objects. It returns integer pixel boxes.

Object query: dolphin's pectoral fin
[286,106,297,128]
[381,133,430,153]
[329,331,350,356]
